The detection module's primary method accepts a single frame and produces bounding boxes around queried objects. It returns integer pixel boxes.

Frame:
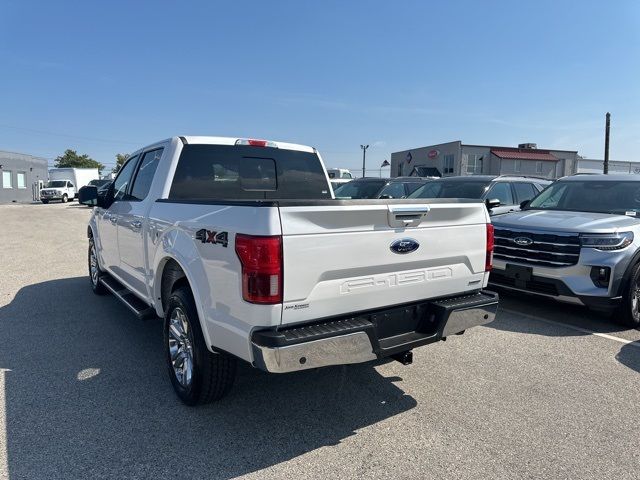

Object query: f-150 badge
[195,229,228,247]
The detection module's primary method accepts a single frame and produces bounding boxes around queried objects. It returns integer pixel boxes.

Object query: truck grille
[493,228,581,267]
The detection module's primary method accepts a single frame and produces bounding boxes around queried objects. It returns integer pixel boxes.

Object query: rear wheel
[61,194,68,203]
[164,286,237,405]
[88,237,107,295]
[616,263,640,328]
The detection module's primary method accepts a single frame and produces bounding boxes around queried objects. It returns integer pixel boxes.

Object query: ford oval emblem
[390,238,420,254]
[513,236,533,246]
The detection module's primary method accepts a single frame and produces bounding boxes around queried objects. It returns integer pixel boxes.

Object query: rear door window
[379,182,407,199]
[169,145,330,200]
[487,182,514,205]
[513,182,537,203]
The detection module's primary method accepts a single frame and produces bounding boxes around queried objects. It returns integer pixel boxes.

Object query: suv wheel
[88,238,107,295]
[618,263,640,328]
[164,286,237,405]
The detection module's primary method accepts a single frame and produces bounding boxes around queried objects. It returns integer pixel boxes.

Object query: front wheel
[41,200,49,204]
[616,263,640,328]
[88,238,107,295]
[164,286,237,405]
[61,194,68,203]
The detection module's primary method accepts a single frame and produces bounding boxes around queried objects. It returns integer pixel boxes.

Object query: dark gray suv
[408,175,551,215]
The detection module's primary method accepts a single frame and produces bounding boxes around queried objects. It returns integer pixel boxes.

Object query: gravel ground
[0,202,639,480]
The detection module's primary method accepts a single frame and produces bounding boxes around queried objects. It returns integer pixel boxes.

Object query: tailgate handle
[387,205,430,227]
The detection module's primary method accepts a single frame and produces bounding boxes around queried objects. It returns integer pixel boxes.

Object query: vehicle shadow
[0,277,416,479]
[488,289,633,337]
[615,342,640,374]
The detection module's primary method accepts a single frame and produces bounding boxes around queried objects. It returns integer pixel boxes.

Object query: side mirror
[485,198,501,210]
[78,186,98,206]
[520,200,531,210]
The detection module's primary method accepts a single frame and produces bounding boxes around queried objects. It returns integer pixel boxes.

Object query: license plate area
[505,263,532,287]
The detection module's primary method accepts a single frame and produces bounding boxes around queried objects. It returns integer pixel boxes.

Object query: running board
[99,275,157,320]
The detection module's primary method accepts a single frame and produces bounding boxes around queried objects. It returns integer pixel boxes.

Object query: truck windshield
[409,180,489,199]
[46,181,67,188]
[169,145,331,200]
[528,180,640,215]
[334,181,386,199]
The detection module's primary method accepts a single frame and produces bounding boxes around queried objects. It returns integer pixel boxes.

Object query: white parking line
[501,308,640,349]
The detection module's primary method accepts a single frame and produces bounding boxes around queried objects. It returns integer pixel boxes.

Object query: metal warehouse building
[0,150,48,203]
[391,141,578,179]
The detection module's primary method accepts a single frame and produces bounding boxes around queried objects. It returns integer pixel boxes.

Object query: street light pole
[604,112,611,174]
[360,144,369,178]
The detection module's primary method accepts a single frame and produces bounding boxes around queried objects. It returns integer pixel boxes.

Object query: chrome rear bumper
[252,291,499,373]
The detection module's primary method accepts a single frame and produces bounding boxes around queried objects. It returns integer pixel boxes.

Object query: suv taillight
[485,223,494,272]
[235,234,283,304]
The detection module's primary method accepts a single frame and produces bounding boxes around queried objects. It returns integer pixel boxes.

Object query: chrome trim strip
[494,236,579,248]
[494,245,579,256]
[493,253,574,266]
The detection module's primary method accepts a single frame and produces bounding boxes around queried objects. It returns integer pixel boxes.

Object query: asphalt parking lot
[0,203,639,480]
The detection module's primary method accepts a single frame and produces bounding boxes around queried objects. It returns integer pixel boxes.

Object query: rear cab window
[169,145,331,200]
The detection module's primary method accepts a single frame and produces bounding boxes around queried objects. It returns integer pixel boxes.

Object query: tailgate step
[99,275,157,320]
[253,317,374,348]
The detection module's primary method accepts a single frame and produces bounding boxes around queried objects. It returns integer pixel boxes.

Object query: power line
[0,123,139,145]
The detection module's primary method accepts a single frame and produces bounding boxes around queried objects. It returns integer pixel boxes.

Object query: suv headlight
[580,232,634,250]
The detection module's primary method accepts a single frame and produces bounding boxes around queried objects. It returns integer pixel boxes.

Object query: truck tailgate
[279,200,489,326]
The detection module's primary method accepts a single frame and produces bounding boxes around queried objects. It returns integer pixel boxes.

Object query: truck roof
[178,136,316,154]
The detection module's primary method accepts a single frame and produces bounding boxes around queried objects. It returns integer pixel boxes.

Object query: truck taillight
[485,223,494,272]
[235,234,283,304]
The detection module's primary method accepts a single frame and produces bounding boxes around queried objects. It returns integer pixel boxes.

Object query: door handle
[131,220,142,230]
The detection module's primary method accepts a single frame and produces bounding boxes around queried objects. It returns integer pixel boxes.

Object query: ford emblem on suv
[513,237,533,246]
[390,238,420,254]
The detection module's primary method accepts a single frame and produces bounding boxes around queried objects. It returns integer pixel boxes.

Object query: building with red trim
[390,141,578,179]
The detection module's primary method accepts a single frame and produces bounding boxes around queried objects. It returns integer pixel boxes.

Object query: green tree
[54,149,104,172]
[112,153,130,174]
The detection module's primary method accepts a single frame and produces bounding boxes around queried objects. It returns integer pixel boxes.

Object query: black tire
[616,263,640,328]
[164,286,237,405]
[88,237,107,295]
[41,200,49,204]
[61,194,68,203]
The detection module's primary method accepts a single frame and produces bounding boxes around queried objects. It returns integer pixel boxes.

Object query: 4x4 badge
[195,229,228,247]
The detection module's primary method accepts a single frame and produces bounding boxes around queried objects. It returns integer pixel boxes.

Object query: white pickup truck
[79,136,498,406]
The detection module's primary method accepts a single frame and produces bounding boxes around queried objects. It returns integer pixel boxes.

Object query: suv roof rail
[494,174,551,181]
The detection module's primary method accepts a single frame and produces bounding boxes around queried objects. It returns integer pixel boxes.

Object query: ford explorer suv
[490,174,640,327]
[408,175,551,215]
[334,176,430,199]
[79,136,498,405]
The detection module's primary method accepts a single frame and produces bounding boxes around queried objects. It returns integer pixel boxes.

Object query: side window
[113,155,139,201]
[405,182,424,195]
[379,182,407,198]
[488,182,514,205]
[513,182,537,203]
[129,148,163,201]
[68,182,74,188]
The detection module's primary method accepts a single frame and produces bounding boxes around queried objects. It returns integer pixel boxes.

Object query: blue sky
[1,0,639,173]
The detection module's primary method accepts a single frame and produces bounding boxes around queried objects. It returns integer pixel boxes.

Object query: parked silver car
[489,174,640,326]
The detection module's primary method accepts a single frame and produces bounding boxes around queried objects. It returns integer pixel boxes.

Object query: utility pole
[604,112,611,174]
[360,144,369,178]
